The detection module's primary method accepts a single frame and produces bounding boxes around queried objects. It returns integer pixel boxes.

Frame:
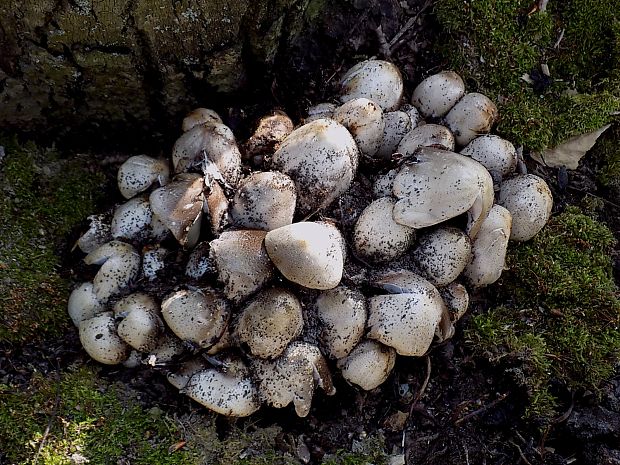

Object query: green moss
[466,208,620,418]
[594,123,620,195]
[321,435,387,465]
[435,0,620,152]
[0,366,194,465]
[0,137,105,343]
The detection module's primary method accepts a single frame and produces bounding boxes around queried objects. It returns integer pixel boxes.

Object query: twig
[554,28,565,48]
[33,373,61,465]
[454,392,509,426]
[510,440,534,465]
[387,0,433,54]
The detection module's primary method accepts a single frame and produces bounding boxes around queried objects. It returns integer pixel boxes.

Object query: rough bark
[0,0,411,147]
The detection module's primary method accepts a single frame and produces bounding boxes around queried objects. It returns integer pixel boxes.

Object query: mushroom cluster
[69,60,553,418]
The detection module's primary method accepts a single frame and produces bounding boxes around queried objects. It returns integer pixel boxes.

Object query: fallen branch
[454,392,509,426]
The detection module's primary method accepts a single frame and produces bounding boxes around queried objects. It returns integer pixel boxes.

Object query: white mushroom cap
[396,123,456,155]
[498,174,553,241]
[460,135,517,177]
[114,293,164,352]
[161,288,230,348]
[110,197,153,241]
[368,271,445,356]
[149,174,204,248]
[464,204,512,287]
[306,102,337,123]
[372,169,398,198]
[445,93,498,146]
[183,358,260,417]
[400,104,423,128]
[270,119,359,216]
[333,98,385,158]
[167,357,209,390]
[411,71,466,118]
[315,285,367,359]
[353,197,415,263]
[251,342,335,417]
[79,312,130,365]
[235,287,304,359]
[376,111,412,160]
[392,147,494,239]
[210,230,275,303]
[77,214,112,254]
[185,241,212,279]
[264,221,345,290]
[84,241,141,302]
[142,245,167,281]
[337,340,396,390]
[439,282,469,322]
[172,122,242,186]
[67,282,106,327]
[117,155,170,200]
[182,108,223,132]
[412,227,472,286]
[340,60,404,111]
[230,171,297,231]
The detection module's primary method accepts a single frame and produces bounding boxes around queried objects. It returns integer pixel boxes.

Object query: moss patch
[594,122,620,197]
[466,207,620,418]
[435,0,620,152]
[0,137,105,343]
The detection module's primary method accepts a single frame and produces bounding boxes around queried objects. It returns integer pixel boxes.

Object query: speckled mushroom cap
[396,123,456,155]
[79,312,130,365]
[460,134,517,178]
[412,227,472,286]
[498,174,553,241]
[110,196,153,241]
[181,108,222,132]
[392,147,494,239]
[149,173,204,248]
[161,288,230,349]
[230,171,297,231]
[117,155,170,200]
[84,240,141,302]
[376,110,413,160]
[251,342,335,417]
[445,93,499,146]
[67,282,106,327]
[210,230,275,303]
[305,102,337,123]
[337,340,396,390]
[439,282,470,323]
[77,214,112,254]
[183,357,260,417]
[172,121,241,186]
[411,71,466,118]
[368,270,446,356]
[372,169,398,198]
[148,332,186,366]
[353,197,415,263]
[340,59,404,111]
[464,204,512,287]
[235,287,304,359]
[264,221,345,290]
[114,293,164,352]
[270,118,359,216]
[333,98,385,158]
[315,285,367,359]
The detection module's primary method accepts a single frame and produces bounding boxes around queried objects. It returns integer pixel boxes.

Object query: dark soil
[2,1,620,464]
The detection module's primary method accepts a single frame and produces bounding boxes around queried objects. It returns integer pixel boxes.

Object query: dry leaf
[532,124,611,170]
[168,441,187,453]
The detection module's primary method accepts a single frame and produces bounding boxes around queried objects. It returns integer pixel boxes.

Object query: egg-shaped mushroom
[117,155,170,200]
[439,282,469,322]
[182,108,222,132]
[412,227,472,286]
[498,174,553,241]
[353,197,415,263]
[306,102,337,123]
[110,196,154,242]
[84,241,141,302]
[67,282,106,327]
[161,288,230,349]
[340,60,404,111]
[460,135,517,178]
[372,169,398,198]
[270,119,359,216]
[79,312,130,365]
[333,98,385,158]
[376,110,413,160]
[230,171,297,231]
[445,93,498,146]
[265,221,345,290]
[77,214,112,254]
[337,340,396,390]
[411,71,465,118]
[235,288,304,359]
[396,124,455,155]
[114,293,164,352]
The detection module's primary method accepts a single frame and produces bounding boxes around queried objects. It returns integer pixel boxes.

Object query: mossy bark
[0,0,329,145]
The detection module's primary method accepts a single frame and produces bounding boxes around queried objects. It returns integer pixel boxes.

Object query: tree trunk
[0,0,411,148]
